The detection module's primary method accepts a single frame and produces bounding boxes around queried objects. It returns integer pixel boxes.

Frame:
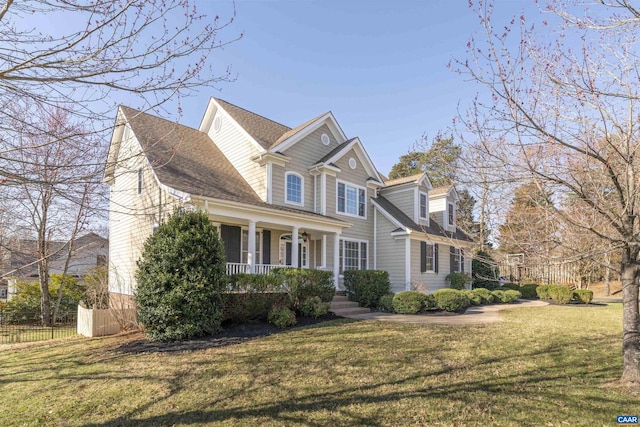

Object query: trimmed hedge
[520,283,539,299]
[463,289,482,306]
[573,289,593,304]
[536,285,552,300]
[473,288,494,304]
[536,284,575,304]
[344,270,391,308]
[424,293,437,310]
[225,274,288,323]
[446,272,471,290]
[378,293,395,312]
[392,291,427,314]
[432,289,470,312]
[503,289,522,303]
[271,268,334,307]
[501,282,520,291]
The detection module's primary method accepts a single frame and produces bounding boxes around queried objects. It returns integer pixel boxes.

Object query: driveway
[342,299,549,325]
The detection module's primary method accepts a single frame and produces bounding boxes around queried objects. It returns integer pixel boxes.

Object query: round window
[213,115,222,133]
[349,157,357,169]
[321,133,330,145]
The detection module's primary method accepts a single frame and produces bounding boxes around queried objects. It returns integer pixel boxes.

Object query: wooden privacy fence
[498,260,581,286]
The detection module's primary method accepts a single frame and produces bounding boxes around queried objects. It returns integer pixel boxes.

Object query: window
[339,239,367,273]
[420,242,438,273]
[137,168,143,195]
[241,230,262,264]
[451,247,464,273]
[285,172,303,205]
[337,181,366,217]
[448,202,455,226]
[419,192,428,220]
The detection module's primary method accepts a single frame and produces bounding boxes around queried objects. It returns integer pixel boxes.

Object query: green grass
[0,304,636,426]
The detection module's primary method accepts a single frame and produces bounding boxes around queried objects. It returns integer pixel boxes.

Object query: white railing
[226,263,250,275]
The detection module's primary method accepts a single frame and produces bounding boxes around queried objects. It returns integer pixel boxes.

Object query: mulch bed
[115,312,343,354]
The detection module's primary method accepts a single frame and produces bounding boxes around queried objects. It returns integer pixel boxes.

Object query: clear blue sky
[173,0,535,176]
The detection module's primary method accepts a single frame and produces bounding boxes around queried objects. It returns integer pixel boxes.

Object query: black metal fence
[0,306,77,344]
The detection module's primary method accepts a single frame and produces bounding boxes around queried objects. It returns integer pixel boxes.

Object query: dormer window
[419,192,428,220]
[285,172,303,206]
[448,202,455,227]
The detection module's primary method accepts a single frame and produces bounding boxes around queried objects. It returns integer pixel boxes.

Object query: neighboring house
[104,99,472,306]
[0,233,108,300]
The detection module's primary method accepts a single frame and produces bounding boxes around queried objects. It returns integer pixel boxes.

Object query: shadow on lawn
[114,313,353,354]
[79,334,629,427]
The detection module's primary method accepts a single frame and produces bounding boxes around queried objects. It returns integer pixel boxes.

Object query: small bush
[536,285,552,299]
[501,282,520,291]
[502,290,522,303]
[272,268,334,308]
[548,285,573,304]
[491,290,505,303]
[268,304,297,328]
[472,288,494,304]
[446,272,471,290]
[432,289,470,312]
[573,289,593,304]
[463,289,482,305]
[299,296,330,318]
[378,293,395,312]
[520,283,539,299]
[392,291,427,314]
[343,270,391,308]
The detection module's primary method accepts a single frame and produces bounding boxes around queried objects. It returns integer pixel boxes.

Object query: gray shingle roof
[315,138,357,165]
[383,173,424,187]
[374,195,472,242]
[120,106,348,222]
[213,98,291,150]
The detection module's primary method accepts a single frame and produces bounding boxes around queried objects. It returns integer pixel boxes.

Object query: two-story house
[104,98,472,307]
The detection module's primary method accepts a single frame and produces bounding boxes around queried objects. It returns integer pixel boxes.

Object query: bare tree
[454,0,640,383]
[0,0,238,185]
[3,103,105,325]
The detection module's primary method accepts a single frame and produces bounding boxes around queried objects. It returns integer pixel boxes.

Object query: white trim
[320,172,327,215]
[266,162,273,204]
[315,137,382,183]
[405,236,411,291]
[413,187,418,222]
[248,221,256,273]
[419,191,429,221]
[313,174,317,213]
[336,179,367,219]
[284,171,304,207]
[373,208,377,270]
[446,202,456,229]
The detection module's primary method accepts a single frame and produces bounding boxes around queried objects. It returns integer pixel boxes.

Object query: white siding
[207,111,267,201]
[108,128,177,296]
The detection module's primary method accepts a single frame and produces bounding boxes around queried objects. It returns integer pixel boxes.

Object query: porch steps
[330,294,371,317]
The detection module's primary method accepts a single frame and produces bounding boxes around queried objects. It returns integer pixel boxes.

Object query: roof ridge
[120,105,205,134]
[213,98,291,131]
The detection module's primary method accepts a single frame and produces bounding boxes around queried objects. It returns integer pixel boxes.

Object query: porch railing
[225,263,302,275]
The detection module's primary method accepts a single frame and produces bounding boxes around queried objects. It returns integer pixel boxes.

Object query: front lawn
[1,304,636,426]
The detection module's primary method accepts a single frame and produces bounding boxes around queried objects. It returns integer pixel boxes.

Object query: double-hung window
[337,181,366,218]
[448,202,455,227]
[420,241,437,273]
[419,192,428,220]
[285,172,303,206]
[339,239,368,273]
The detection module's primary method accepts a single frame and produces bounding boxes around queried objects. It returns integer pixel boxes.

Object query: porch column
[333,232,340,289]
[292,226,299,268]
[248,220,256,274]
[321,234,327,268]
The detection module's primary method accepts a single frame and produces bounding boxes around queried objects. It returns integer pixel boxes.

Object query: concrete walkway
[341,299,549,325]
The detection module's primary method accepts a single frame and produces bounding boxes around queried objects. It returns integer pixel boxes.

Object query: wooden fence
[497,261,581,286]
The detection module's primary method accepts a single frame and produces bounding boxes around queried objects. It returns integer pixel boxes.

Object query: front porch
[193,196,351,289]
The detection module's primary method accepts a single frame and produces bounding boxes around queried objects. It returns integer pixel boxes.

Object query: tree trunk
[620,251,640,384]
[605,250,611,297]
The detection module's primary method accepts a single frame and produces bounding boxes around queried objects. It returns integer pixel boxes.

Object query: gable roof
[429,184,456,198]
[311,137,384,184]
[213,98,291,150]
[120,106,264,205]
[373,195,472,242]
[118,106,350,222]
[316,138,357,165]
[384,173,424,187]
[271,112,329,149]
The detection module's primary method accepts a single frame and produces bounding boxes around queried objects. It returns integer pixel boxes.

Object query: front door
[279,234,308,268]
